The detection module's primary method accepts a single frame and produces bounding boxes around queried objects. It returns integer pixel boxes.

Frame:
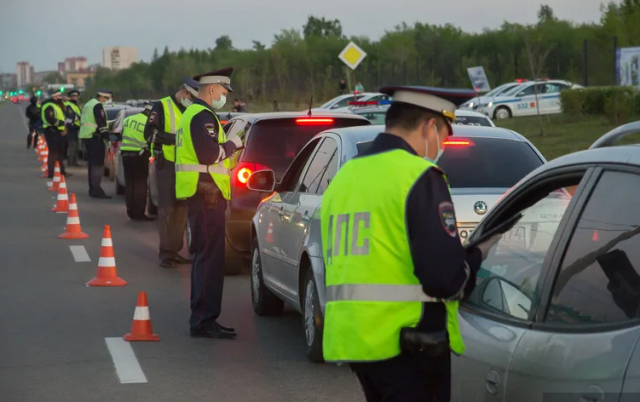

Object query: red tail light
[443,139,474,147]
[295,118,334,125]
[220,120,228,125]
[233,161,270,186]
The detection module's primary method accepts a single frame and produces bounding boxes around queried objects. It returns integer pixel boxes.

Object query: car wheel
[225,237,248,275]
[302,269,324,363]
[494,106,512,120]
[251,243,284,316]
[115,176,125,195]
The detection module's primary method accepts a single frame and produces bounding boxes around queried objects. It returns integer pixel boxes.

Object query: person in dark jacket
[25,96,42,149]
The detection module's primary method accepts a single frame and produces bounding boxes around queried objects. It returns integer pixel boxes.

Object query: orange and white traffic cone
[124,292,160,341]
[49,162,61,191]
[40,150,48,172]
[59,194,89,239]
[265,220,274,243]
[51,176,69,213]
[86,225,127,287]
[39,144,47,161]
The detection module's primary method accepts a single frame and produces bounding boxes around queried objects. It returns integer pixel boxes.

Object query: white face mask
[423,126,444,164]
[210,87,226,110]
[180,98,193,108]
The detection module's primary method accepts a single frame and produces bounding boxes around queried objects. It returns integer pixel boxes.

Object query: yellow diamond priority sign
[339,41,367,70]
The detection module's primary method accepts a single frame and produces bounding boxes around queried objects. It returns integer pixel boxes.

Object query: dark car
[195,112,371,275]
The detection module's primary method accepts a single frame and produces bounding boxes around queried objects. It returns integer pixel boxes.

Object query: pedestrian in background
[25,96,41,149]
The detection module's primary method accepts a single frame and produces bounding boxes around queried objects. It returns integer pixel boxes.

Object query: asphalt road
[0,102,364,402]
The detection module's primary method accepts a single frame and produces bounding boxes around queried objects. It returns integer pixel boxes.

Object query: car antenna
[307,95,313,117]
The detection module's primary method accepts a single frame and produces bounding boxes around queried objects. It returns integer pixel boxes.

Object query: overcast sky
[1,0,609,73]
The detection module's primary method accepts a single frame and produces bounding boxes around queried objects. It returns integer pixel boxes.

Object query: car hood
[451,188,508,226]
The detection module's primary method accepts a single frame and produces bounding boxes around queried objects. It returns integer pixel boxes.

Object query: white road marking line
[104,338,148,384]
[69,245,90,262]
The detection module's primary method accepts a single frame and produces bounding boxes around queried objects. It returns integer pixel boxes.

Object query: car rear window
[242,117,369,177]
[356,137,543,188]
[356,111,386,125]
[106,108,123,120]
[453,115,492,127]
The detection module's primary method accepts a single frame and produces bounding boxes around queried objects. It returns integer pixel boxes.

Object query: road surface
[0,102,364,401]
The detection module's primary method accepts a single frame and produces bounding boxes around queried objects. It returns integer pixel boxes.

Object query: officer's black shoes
[63,173,73,177]
[171,254,192,264]
[89,191,112,199]
[190,322,237,339]
[217,323,236,333]
[160,258,174,268]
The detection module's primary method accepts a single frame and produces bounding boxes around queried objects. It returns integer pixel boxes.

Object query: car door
[540,82,569,114]
[507,167,640,402]
[279,136,339,296]
[260,138,322,299]
[513,84,545,116]
[453,166,596,402]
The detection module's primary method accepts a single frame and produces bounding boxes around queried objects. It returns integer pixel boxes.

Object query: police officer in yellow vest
[64,90,82,167]
[80,90,112,198]
[320,86,502,401]
[175,68,242,339]
[121,104,155,221]
[143,77,199,268]
[41,90,68,178]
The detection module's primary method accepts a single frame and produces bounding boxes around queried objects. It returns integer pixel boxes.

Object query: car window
[317,142,339,195]
[547,171,640,325]
[544,83,568,94]
[299,138,338,194]
[224,119,246,168]
[516,84,545,97]
[453,115,492,127]
[465,180,579,320]
[279,138,322,192]
[358,111,386,125]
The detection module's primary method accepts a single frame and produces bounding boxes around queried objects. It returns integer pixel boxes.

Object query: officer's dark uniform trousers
[67,127,80,166]
[187,184,226,330]
[154,153,188,260]
[122,150,149,219]
[85,135,105,194]
[44,127,66,177]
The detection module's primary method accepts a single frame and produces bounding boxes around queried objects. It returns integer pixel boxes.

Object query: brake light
[237,167,252,184]
[220,120,228,125]
[443,139,474,146]
[295,118,334,125]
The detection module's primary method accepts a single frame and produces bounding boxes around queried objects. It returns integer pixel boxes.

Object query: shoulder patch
[438,201,458,238]
[204,123,217,138]
[148,111,157,123]
[100,109,106,118]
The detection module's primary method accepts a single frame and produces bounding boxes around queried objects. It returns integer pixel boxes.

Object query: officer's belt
[325,284,442,303]
[121,136,148,149]
[175,163,229,175]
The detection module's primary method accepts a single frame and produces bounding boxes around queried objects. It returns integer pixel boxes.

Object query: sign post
[467,66,491,112]
[339,41,367,94]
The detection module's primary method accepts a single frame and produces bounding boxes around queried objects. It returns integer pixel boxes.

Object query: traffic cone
[124,292,160,341]
[51,176,69,213]
[86,225,127,287]
[40,150,48,172]
[59,194,89,239]
[265,220,274,243]
[49,162,61,191]
[39,144,47,161]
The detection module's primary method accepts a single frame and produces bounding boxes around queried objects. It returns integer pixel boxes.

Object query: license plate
[498,226,527,250]
[458,226,475,243]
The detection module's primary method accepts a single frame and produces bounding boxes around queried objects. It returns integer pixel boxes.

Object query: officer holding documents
[320,86,502,401]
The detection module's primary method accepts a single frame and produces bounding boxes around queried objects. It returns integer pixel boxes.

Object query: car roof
[540,145,640,170]
[325,124,527,144]
[455,109,490,118]
[234,111,370,123]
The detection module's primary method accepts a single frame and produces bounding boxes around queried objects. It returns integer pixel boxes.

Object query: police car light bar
[347,101,379,106]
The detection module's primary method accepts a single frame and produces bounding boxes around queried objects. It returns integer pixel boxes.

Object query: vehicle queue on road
[23,81,640,401]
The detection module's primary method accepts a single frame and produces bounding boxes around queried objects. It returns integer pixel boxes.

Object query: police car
[458,81,525,111]
[350,102,495,127]
[311,92,390,113]
[479,79,582,119]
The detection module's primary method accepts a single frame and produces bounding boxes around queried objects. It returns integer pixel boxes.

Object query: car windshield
[485,84,518,97]
[503,85,527,97]
[242,117,370,179]
[356,137,543,188]
[355,110,386,125]
[453,115,492,127]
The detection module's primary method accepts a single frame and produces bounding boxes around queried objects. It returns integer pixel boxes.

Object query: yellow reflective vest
[158,96,182,162]
[120,113,149,152]
[41,102,65,131]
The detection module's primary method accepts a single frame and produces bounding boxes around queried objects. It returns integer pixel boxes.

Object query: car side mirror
[247,169,276,193]
[480,276,532,320]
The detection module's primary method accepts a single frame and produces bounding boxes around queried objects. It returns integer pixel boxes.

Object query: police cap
[97,89,113,98]
[183,76,199,97]
[380,86,477,133]
[68,90,80,97]
[193,67,233,92]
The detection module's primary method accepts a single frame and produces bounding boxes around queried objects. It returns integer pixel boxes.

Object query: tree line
[84,2,640,108]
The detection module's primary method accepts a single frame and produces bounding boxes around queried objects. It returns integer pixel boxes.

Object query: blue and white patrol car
[458,81,525,111]
[477,79,582,120]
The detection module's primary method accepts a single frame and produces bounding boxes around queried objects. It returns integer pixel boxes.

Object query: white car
[351,105,495,127]
[458,82,524,111]
[480,80,583,120]
[310,92,389,113]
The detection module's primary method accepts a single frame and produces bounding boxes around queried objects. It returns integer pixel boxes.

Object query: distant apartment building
[102,47,138,70]
[66,70,94,88]
[58,57,88,75]
[0,73,17,89]
[33,70,60,85]
[16,62,34,87]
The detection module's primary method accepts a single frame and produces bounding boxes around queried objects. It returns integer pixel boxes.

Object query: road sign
[467,66,491,93]
[339,41,367,70]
